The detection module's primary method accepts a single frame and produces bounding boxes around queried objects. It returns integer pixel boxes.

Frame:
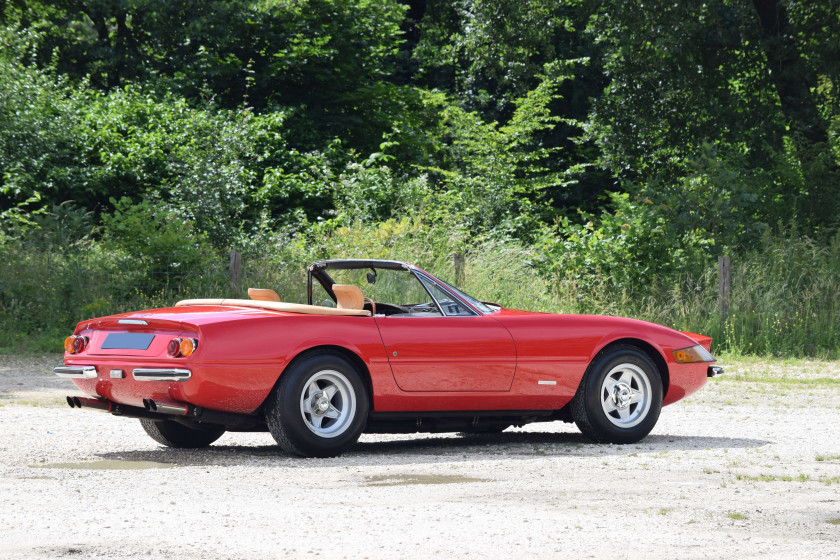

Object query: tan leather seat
[248,288,281,302]
[332,284,365,310]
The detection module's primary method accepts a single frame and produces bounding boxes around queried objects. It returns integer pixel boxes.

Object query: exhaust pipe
[66,395,112,412]
[144,399,189,416]
[67,395,262,430]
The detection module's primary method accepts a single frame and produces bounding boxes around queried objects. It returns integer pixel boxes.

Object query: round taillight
[179,338,197,357]
[167,338,182,357]
[64,336,76,354]
[72,336,88,354]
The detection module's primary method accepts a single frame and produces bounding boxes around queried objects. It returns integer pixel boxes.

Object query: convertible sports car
[55,259,722,457]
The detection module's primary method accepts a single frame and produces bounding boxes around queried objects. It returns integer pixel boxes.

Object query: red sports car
[55,259,721,457]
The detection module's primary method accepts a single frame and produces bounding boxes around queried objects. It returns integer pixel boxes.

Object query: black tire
[571,345,663,444]
[265,353,369,458]
[140,418,225,448]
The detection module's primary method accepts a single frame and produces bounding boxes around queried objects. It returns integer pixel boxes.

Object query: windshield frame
[306,259,492,316]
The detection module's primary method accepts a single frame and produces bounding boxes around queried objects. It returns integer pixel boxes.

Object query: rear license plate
[101,333,155,350]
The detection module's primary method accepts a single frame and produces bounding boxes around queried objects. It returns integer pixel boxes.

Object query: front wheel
[140,418,225,448]
[571,345,663,444]
[265,353,369,458]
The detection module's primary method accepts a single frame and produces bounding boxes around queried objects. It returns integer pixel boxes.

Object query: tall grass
[2,223,838,357]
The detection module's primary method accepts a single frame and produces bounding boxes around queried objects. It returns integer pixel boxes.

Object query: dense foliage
[1,0,839,356]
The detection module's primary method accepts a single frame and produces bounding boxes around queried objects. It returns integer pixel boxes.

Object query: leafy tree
[587,0,840,244]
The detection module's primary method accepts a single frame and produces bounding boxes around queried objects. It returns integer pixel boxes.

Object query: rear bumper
[54,366,191,381]
[54,366,98,379]
[54,359,274,414]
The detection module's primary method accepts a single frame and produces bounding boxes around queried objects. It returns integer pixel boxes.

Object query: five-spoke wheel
[299,370,356,438]
[266,353,368,458]
[599,363,652,429]
[572,345,662,444]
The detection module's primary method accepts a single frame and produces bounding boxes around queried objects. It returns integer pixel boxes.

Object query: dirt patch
[364,473,489,486]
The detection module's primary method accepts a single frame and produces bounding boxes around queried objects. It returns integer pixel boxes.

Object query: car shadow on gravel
[92,431,769,468]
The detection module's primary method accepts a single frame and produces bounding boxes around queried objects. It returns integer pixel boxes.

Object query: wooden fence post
[230,250,241,297]
[718,255,731,318]
[453,252,465,286]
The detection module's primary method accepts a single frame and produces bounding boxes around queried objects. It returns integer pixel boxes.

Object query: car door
[374,277,517,392]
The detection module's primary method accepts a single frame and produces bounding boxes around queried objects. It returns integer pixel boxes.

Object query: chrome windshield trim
[118,319,148,325]
[414,271,481,317]
[54,366,98,379]
[132,368,192,382]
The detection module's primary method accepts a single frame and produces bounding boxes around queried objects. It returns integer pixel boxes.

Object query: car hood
[492,307,712,351]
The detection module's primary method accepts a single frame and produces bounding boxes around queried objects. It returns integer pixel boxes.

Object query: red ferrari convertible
[55,259,721,457]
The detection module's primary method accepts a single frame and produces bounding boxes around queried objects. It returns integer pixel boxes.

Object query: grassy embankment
[2,224,838,358]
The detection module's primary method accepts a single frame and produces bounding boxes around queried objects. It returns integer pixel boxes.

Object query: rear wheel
[265,353,368,458]
[140,418,225,448]
[571,345,663,444]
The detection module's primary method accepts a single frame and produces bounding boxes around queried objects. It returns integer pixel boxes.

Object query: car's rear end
[55,307,285,431]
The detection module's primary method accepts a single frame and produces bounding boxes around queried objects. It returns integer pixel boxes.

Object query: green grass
[0,330,66,354]
[723,376,840,386]
[734,473,811,483]
[815,454,840,462]
[2,225,839,357]
[727,512,748,520]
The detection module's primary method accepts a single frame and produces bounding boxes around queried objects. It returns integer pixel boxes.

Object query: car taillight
[168,338,198,358]
[179,338,198,357]
[64,335,88,354]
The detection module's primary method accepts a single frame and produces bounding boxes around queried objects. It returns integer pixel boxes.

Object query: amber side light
[672,344,714,363]
[65,335,88,354]
[179,338,198,357]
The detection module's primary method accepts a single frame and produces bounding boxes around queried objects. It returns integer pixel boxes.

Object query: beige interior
[248,288,281,302]
[175,298,370,316]
[332,284,365,310]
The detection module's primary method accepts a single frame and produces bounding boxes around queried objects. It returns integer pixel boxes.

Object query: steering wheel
[364,297,376,316]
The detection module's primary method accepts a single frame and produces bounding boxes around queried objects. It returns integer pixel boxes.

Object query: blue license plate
[101,332,155,350]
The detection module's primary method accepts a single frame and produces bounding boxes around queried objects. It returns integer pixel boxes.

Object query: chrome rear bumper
[54,366,98,379]
[54,366,192,381]
[132,368,191,381]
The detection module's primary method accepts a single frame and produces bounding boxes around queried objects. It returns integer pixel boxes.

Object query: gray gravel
[1,354,839,559]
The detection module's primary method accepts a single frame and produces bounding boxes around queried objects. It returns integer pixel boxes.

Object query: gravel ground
[1,354,839,559]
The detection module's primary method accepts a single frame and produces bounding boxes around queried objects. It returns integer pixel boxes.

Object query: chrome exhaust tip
[66,396,112,412]
[708,365,724,378]
[146,399,189,416]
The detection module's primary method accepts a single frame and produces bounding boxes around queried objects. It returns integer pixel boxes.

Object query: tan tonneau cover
[175,299,371,317]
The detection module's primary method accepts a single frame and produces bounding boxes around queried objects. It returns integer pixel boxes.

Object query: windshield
[434,278,495,314]
[319,268,430,308]
[311,264,489,316]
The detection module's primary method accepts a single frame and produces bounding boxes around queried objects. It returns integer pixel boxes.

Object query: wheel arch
[265,344,373,410]
[591,338,670,398]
